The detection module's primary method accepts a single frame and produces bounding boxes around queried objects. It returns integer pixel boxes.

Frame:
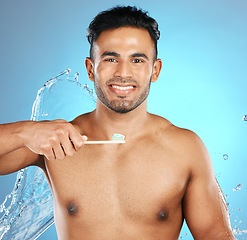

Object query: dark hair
[87,6,160,60]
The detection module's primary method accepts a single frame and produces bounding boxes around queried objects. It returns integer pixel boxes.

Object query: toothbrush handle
[84,140,125,145]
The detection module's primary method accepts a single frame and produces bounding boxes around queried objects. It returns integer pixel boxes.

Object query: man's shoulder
[70,112,92,134]
[71,112,91,122]
[152,115,211,174]
[149,113,196,138]
[150,113,205,154]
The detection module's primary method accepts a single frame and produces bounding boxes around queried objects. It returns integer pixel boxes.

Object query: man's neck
[90,100,149,141]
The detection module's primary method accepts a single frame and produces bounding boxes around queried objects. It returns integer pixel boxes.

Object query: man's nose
[114,61,132,79]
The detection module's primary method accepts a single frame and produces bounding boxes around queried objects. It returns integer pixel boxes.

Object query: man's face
[87,27,161,113]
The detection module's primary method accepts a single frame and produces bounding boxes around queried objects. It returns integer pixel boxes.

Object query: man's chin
[99,98,141,114]
[110,108,132,114]
[109,105,133,114]
[108,101,135,114]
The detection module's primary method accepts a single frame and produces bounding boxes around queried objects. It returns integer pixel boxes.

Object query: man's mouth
[109,84,136,95]
[111,85,134,90]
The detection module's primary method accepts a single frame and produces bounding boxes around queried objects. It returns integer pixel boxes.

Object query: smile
[111,85,134,90]
[109,84,136,95]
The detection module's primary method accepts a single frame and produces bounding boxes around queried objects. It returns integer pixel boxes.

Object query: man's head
[85,6,162,114]
[87,6,160,61]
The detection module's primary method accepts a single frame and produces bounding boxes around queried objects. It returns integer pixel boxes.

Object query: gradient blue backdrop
[0,0,246,239]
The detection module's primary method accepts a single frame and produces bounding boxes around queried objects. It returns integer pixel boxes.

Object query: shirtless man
[0,6,235,240]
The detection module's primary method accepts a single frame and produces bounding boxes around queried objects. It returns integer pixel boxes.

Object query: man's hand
[23,120,87,161]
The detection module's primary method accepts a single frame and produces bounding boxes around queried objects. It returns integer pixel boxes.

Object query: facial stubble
[94,77,152,114]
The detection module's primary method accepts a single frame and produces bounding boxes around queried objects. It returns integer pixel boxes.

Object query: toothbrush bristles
[112,133,125,141]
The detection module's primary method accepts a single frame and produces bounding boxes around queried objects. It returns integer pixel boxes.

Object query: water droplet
[233,228,247,235]
[74,72,79,82]
[65,68,71,74]
[242,115,247,121]
[233,184,243,191]
[223,154,229,160]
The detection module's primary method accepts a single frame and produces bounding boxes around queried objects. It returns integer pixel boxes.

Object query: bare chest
[45,142,189,225]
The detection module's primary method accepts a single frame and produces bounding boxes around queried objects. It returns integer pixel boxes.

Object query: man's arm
[0,120,86,175]
[182,131,235,239]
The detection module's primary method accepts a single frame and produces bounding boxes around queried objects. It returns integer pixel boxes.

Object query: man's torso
[42,113,192,240]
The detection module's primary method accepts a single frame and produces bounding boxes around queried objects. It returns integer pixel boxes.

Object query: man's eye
[105,58,117,62]
[133,59,143,63]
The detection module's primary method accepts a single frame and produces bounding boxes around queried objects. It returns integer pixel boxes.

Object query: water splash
[233,228,247,235]
[218,182,247,237]
[0,69,96,239]
[233,184,243,192]
[213,151,247,238]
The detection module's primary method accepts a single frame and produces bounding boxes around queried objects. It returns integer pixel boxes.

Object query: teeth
[111,85,134,90]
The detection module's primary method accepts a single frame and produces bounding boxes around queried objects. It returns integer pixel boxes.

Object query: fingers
[52,142,66,160]
[43,148,56,161]
[59,133,76,157]
[48,125,87,161]
[27,120,87,161]
[68,128,88,151]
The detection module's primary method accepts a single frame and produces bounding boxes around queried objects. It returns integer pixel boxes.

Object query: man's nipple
[157,209,169,221]
[67,202,78,216]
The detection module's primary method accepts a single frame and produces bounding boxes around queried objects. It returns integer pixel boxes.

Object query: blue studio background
[0,0,246,239]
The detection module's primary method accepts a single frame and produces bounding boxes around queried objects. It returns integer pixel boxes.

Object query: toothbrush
[84,133,125,145]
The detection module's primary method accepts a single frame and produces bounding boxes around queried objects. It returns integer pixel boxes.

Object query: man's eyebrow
[131,53,149,61]
[100,52,150,61]
[101,51,120,58]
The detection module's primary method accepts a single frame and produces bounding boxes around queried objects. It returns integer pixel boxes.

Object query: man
[0,6,235,240]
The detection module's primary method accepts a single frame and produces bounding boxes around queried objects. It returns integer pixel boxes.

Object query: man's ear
[85,57,94,82]
[151,59,162,83]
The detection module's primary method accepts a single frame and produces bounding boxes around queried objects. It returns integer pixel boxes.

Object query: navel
[67,202,78,216]
[157,209,169,221]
